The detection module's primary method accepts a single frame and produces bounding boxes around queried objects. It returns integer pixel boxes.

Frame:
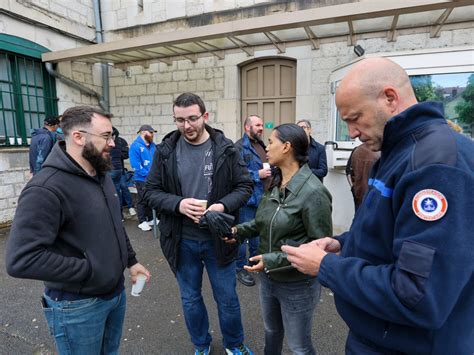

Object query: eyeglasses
[173,113,204,126]
[79,130,115,143]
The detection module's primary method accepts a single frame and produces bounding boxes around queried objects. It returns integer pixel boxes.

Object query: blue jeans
[259,274,321,355]
[42,290,126,355]
[176,238,244,350]
[236,206,259,270]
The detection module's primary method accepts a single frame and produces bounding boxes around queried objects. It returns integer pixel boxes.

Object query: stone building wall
[0,0,101,225]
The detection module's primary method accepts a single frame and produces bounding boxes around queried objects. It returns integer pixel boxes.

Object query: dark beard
[82,142,112,175]
[144,134,154,144]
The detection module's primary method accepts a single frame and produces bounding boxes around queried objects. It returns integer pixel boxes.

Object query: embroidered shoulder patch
[412,189,448,221]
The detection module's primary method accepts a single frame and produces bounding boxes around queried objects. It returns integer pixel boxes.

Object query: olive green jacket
[236,164,333,282]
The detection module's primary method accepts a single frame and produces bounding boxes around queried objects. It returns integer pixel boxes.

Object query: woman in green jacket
[230,123,332,355]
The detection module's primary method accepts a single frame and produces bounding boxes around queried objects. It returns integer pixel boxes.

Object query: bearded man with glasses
[7,105,150,354]
[145,92,254,355]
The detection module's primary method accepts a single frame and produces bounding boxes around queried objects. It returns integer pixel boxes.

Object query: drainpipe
[92,0,109,112]
[45,62,108,111]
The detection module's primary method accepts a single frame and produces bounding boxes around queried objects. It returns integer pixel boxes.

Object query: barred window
[0,34,58,147]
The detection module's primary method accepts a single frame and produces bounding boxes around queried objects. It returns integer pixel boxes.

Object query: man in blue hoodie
[29,115,60,175]
[283,57,474,354]
[130,124,157,231]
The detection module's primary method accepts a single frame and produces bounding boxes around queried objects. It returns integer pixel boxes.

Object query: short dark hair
[60,106,112,136]
[44,116,60,126]
[173,93,206,115]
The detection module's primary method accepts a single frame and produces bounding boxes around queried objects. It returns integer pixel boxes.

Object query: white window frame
[327,46,474,168]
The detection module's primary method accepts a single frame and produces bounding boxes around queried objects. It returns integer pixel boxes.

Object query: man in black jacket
[6,106,150,354]
[145,93,253,355]
[297,119,328,182]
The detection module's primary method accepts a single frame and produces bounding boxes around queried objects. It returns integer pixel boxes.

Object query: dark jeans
[108,170,133,210]
[236,206,260,270]
[135,180,152,223]
[176,238,244,349]
[259,273,321,355]
[42,290,126,354]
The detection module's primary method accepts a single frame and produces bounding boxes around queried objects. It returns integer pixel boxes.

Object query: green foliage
[410,75,443,102]
[455,74,474,125]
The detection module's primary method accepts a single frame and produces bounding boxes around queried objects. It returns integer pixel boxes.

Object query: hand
[310,237,341,254]
[206,203,225,213]
[179,198,207,223]
[129,263,151,284]
[244,255,264,273]
[223,226,237,244]
[281,243,327,277]
[258,168,272,179]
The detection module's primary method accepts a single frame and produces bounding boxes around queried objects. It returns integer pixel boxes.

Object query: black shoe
[237,269,255,287]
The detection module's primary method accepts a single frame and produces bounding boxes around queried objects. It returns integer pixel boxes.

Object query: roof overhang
[42,0,474,66]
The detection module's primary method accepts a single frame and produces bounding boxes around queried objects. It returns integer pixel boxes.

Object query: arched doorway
[240,58,296,142]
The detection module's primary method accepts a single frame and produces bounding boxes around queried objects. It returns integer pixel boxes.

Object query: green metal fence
[0,51,58,147]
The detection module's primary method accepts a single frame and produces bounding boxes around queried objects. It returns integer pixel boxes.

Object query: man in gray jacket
[6,106,150,354]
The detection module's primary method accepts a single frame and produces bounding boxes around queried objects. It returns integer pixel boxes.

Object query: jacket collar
[160,124,234,157]
[382,101,445,152]
[269,164,313,201]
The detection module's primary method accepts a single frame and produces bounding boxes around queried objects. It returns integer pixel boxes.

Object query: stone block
[173,71,188,81]
[0,171,25,185]
[116,97,129,105]
[72,72,85,83]
[188,69,206,80]
[152,72,172,82]
[140,95,155,105]
[129,96,140,105]
[155,95,173,104]
[0,185,15,199]
[204,91,223,101]
[178,80,197,93]
[147,83,159,95]
[195,56,216,69]
[215,78,224,90]
[197,79,215,91]
[146,105,161,116]
[129,85,147,96]
[158,82,178,94]
[177,60,195,71]
[165,0,186,19]
[161,104,173,115]
[136,75,152,84]
[205,67,224,79]
[133,105,146,117]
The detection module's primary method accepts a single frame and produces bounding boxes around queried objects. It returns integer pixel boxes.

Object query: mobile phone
[284,239,300,247]
[247,259,259,267]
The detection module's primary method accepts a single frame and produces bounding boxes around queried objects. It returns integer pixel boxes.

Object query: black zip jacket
[6,142,137,296]
[144,125,253,274]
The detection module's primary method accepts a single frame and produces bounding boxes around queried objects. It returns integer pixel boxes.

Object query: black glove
[199,211,235,240]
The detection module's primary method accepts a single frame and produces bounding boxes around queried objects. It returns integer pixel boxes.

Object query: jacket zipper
[268,201,282,253]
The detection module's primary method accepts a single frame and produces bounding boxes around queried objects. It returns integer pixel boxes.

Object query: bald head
[335,58,417,151]
[338,57,416,109]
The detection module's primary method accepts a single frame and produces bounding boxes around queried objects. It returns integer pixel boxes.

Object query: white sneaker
[128,208,137,216]
[138,221,152,231]
[147,219,159,226]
